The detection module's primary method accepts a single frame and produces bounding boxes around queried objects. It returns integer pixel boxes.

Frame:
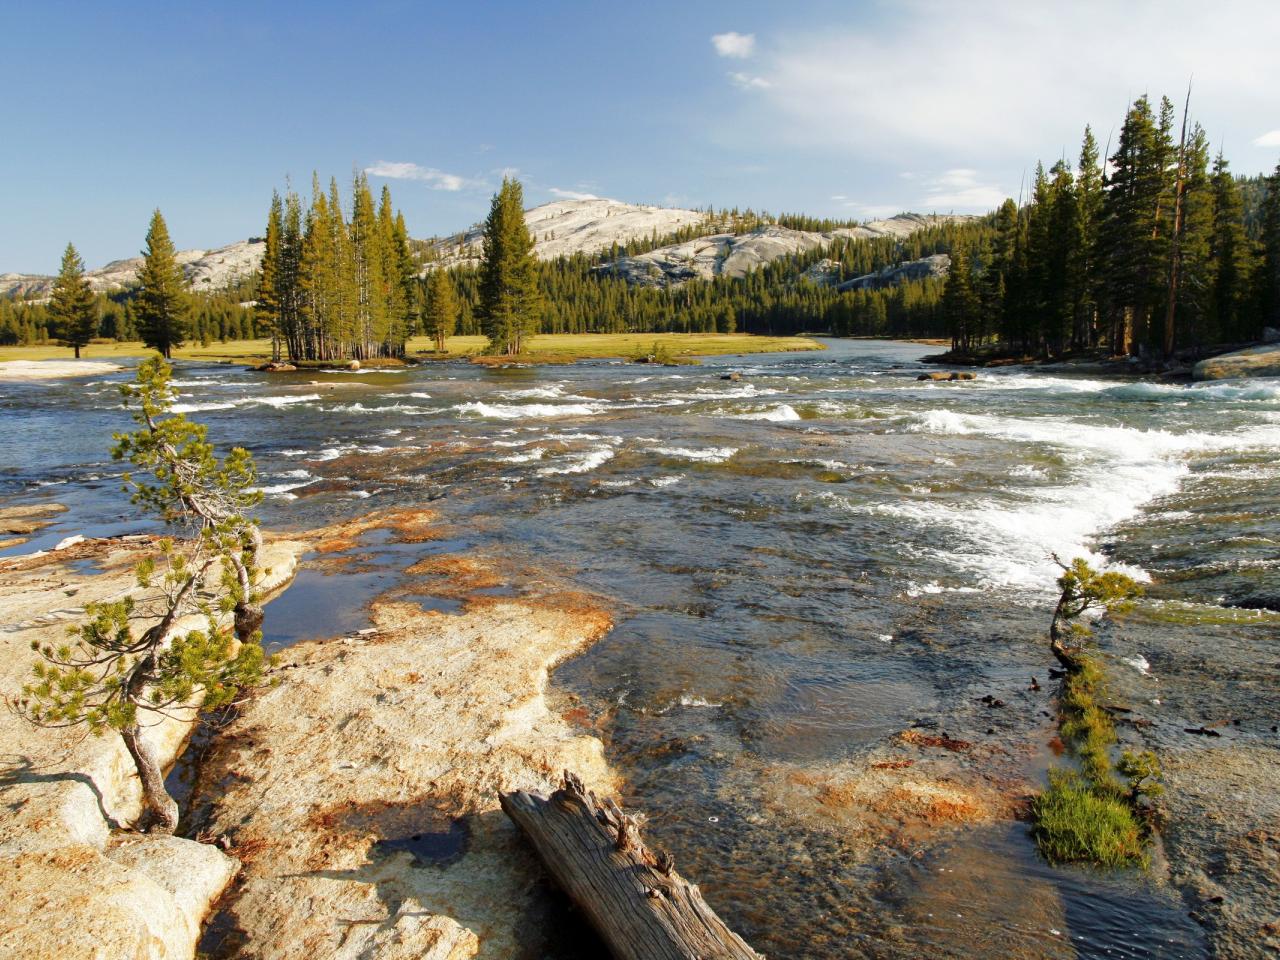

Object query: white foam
[648,475,683,488]
[498,384,567,399]
[454,401,605,419]
[731,404,802,422]
[330,401,430,414]
[782,457,859,472]
[254,393,321,408]
[886,410,1280,590]
[1123,655,1151,675]
[250,478,316,496]
[1104,379,1280,403]
[679,695,723,708]
[171,400,240,413]
[538,447,616,475]
[650,445,737,463]
[496,447,546,463]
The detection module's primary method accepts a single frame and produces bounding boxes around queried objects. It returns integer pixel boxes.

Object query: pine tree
[299,178,336,361]
[17,359,268,833]
[136,210,191,359]
[257,192,283,360]
[279,189,304,359]
[328,177,356,359]
[1099,97,1165,356]
[1073,127,1104,348]
[1258,161,1280,332]
[48,242,97,358]
[423,269,458,352]
[942,248,980,351]
[1208,153,1250,342]
[477,177,543,355]
[1170,126,1213,350]
[350,174,387,359]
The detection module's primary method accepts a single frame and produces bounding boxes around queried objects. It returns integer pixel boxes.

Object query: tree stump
[500,771,763,960]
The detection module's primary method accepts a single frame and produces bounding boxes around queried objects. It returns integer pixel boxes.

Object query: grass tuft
[1034,651,1157,867]
[1033,770,1145,867]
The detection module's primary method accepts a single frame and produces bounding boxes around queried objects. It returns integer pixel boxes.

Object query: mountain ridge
[2,199,976,299]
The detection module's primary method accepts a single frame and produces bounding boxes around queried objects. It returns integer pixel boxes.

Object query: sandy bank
[0,532,303,959]
[0,359,124,380]
[193,524,615,959]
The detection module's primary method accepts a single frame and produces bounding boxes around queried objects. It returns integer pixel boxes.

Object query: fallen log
[500,771,763,960]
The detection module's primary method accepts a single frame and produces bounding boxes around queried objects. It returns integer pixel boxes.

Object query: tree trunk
[501,772,762,960]
[122,724,179,834]
[74,344,81,359]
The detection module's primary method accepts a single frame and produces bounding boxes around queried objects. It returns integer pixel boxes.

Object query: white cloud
[919,169,1009,210]
[364,161,483,191]
[716,0,1280,170]
[712,32,756,58]
[1254,130,1280,147]
[729,71,771,90]
[549,187,599,200]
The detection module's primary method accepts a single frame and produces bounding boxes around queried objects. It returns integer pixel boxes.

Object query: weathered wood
[501,771,763,960]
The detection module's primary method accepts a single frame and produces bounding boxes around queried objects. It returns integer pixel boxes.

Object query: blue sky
[4,0,1279,273]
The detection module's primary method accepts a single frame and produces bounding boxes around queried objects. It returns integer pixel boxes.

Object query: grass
[1032,770,1145,867]
[1034,652,1152,867]
[413,332,824,364]
[1,332,824,365]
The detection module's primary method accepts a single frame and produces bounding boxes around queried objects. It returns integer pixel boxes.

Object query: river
[3,338,1278,958]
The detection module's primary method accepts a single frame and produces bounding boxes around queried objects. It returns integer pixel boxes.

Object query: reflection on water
[4,340,1277,955]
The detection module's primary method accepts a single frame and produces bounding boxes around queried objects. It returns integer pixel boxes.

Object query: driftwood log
[500,771,763,960]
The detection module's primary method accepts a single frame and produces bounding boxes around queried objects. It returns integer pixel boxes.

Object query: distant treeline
[8,95,1277,358]
[935,95,1280,359]
[0,285,259,348]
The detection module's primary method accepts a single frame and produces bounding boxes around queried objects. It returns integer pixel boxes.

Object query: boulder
[1193,343,1280,380]
[721,372,743,381]
[347,359,361,371]
[257,360,296,373]
[917,371,976,382]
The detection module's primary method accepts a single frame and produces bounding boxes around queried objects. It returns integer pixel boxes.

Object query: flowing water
[4,339,1279,958]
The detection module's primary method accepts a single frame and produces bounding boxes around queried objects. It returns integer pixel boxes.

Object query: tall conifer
[1208,154,1250,342]
[423,269,458,352]
[1258,161,1280,331]
[477,177,543,355]
[257,192,283,359]
[48,242,97,358]
[136,210,190,359]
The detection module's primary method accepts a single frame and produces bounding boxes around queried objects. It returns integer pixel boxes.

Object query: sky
[3,0,1279,273]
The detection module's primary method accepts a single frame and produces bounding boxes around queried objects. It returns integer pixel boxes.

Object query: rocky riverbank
[185,509,616,959]
[0,529,303,959]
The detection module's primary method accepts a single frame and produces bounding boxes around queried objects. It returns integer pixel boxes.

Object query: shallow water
[5,340,1279,956]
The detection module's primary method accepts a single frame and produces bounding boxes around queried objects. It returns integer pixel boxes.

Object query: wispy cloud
[729,71,771,90]
[714,0,1280,172]
[549,187,599,200]
[919,169,1008,210]
[711,31,756,58]
[364,161,484,191]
